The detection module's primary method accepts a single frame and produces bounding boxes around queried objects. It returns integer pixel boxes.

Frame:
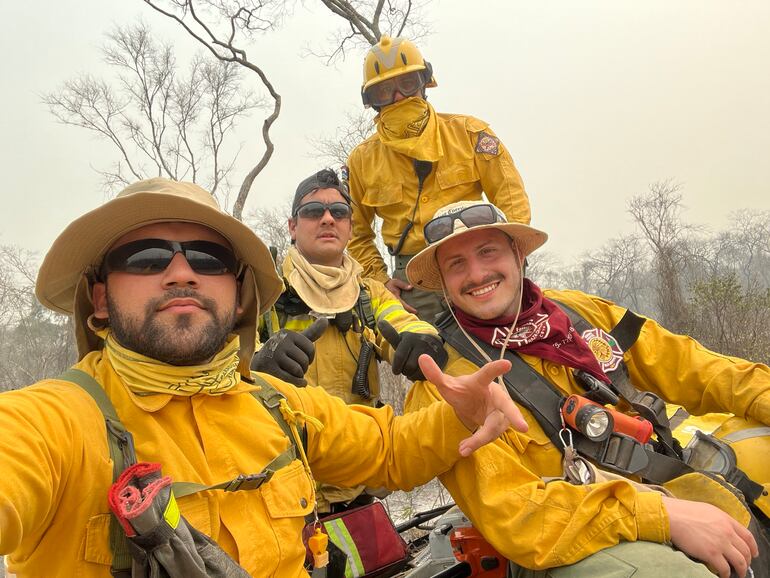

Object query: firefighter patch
[492,313,551,348]
[582,328,623,372]
[475,131,500,155]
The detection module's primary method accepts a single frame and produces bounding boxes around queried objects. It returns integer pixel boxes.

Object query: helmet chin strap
[440,240,525,387]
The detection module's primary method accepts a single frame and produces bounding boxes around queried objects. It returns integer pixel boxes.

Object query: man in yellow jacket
[347,36,532,323]
[252,168,448,512]
[404,200,770,578]
[0,180,527,577]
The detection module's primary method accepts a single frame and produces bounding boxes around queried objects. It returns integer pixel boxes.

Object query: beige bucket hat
[406,200,548,291]
[35,178,283,374]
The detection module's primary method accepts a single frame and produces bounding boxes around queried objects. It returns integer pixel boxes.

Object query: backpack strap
[59,368,135,574]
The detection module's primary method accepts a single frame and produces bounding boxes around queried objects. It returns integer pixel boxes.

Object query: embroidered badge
[475,131,500,155]
[492,313,551,348]
[581,328,623,372]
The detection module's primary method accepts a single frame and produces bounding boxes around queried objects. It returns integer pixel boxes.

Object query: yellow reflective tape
[163,492,181,530]
[285,319,312,332]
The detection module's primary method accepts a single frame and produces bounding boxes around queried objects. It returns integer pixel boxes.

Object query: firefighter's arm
[347,154,390,284]
[404,370,669,569]
[366,279,444,379]
[276,356,525,489]
[469,121,531,226]
[0,385,86,553]
[553,288,770,425]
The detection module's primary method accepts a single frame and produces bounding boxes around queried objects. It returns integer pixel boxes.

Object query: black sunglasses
[423,204,505,244]
[294,201,352,221]
[101,238,239,277]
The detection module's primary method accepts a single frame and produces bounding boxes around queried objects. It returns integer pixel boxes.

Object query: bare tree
[310,109,376,167]
[629,181,695,333]
[245,202,293,266]
[142,0,292,219]
[44,21,260,203]
[309,0,432,63]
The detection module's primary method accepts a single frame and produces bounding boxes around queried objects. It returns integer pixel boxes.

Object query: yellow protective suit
[0,351,471,577]
[263,275,438,406]
[347,113,531,283]
[405,288,770,569]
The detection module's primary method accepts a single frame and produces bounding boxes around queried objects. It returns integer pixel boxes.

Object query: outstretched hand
[663,496,758,578]
[418,354,528,457]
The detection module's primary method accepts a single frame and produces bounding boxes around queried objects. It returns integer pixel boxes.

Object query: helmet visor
[364,71,426,107]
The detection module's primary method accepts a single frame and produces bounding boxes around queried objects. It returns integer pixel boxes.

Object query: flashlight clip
[574,370,620,405]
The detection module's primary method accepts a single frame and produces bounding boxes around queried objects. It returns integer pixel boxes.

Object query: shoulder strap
[550,300,680,458]
[59,368,134,573]
[436,312,691,484]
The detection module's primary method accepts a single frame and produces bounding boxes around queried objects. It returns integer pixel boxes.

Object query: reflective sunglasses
[294,201,352,221]
[423,204,506,244]
[101,238,239,277]
[363,71,426,107]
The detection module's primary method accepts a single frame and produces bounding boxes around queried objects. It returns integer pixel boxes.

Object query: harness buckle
[224,472,274,492]
[599,432,650,475]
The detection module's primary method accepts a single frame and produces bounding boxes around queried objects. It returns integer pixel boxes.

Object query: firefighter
[402,200,770,578]
[347,36,532,322]
[0,179,527,577]
[252,168,448,512]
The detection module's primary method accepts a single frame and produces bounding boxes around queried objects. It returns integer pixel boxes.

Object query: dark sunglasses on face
[364,71,426,107]
[294,201,352,221]
[101,238,239,277]
[423,204,506,244]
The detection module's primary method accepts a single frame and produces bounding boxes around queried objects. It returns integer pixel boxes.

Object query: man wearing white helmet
[404,200,770,578]
[346,35,532,323]
[0,179,527,577]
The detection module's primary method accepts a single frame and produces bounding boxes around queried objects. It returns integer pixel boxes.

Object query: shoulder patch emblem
[475,131,500,155]
[581,328,623,373]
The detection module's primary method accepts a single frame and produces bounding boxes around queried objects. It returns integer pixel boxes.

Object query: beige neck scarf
[283,246,362,314]
[376,97,444,162]
[96,328,241,396]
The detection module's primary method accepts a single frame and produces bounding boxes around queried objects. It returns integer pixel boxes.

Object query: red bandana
[453,280,610,383]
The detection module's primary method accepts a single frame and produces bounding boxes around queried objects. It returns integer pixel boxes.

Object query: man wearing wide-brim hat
[0,179,527,577]
[404,200,770,577]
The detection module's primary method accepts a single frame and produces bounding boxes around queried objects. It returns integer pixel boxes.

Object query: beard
[106,287,238,365]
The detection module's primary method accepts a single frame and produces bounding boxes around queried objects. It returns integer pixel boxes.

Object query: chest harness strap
[59,368,303,577]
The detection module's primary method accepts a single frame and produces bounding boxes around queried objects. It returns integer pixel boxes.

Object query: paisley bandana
[376,97,444,162]
[453,280,610,383]
[97,328,241,396]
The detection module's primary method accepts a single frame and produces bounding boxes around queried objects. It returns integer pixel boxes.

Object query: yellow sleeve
[274,376,471,491]
[364,278,439,362]
[0,383,95,554]
[404,361,669,569]
[547,289,770,425]
[347,147,390,283]
[470,122,531,226]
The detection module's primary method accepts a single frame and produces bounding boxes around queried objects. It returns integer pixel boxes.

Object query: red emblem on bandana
[475,131,500,155]
[581,328,623,372]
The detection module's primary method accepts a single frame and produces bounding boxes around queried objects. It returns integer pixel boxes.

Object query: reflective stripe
[326,518,365,577]
[285,318,313,332]
[163,492,181,529]
[721,427,770,444]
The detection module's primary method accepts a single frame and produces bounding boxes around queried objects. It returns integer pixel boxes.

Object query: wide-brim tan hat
[36,178,283,374]
[406,200,548,291]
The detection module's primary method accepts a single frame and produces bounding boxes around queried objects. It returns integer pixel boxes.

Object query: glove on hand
[378,320,448,382]
[251,317,328,386]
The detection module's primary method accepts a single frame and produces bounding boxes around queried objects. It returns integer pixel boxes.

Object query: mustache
[460,274,504,295]
[147,287,217,313]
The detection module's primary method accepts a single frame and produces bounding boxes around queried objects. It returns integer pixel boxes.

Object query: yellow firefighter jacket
[405,288,770,569]
[262,275,438,405]
[347,113,531,283]
[0,351,471,577]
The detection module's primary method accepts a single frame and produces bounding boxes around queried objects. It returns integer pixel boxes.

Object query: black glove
[378,320,448,382]
[251,317,328,386]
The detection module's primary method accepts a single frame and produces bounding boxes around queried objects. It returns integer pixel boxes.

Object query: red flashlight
[561,395,653,444]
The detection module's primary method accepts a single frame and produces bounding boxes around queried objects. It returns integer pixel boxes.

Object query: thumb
[302,317,329,342]
[377,320,402,348]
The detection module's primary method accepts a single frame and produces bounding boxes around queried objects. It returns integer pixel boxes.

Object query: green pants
[392,264,447,324]
[508,541,713,578]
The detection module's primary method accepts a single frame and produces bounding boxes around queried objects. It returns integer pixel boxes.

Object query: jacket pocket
[262,460,315,519]
[362,183,403,208]
[436,159,478,189]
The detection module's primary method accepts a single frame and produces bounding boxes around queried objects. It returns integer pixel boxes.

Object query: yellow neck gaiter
[98,328,241,396]
[283,246,362,314]
[376,97,444,162]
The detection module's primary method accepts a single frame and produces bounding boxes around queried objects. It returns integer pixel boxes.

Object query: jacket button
[421,196,429,203]
[300,497,308,508]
